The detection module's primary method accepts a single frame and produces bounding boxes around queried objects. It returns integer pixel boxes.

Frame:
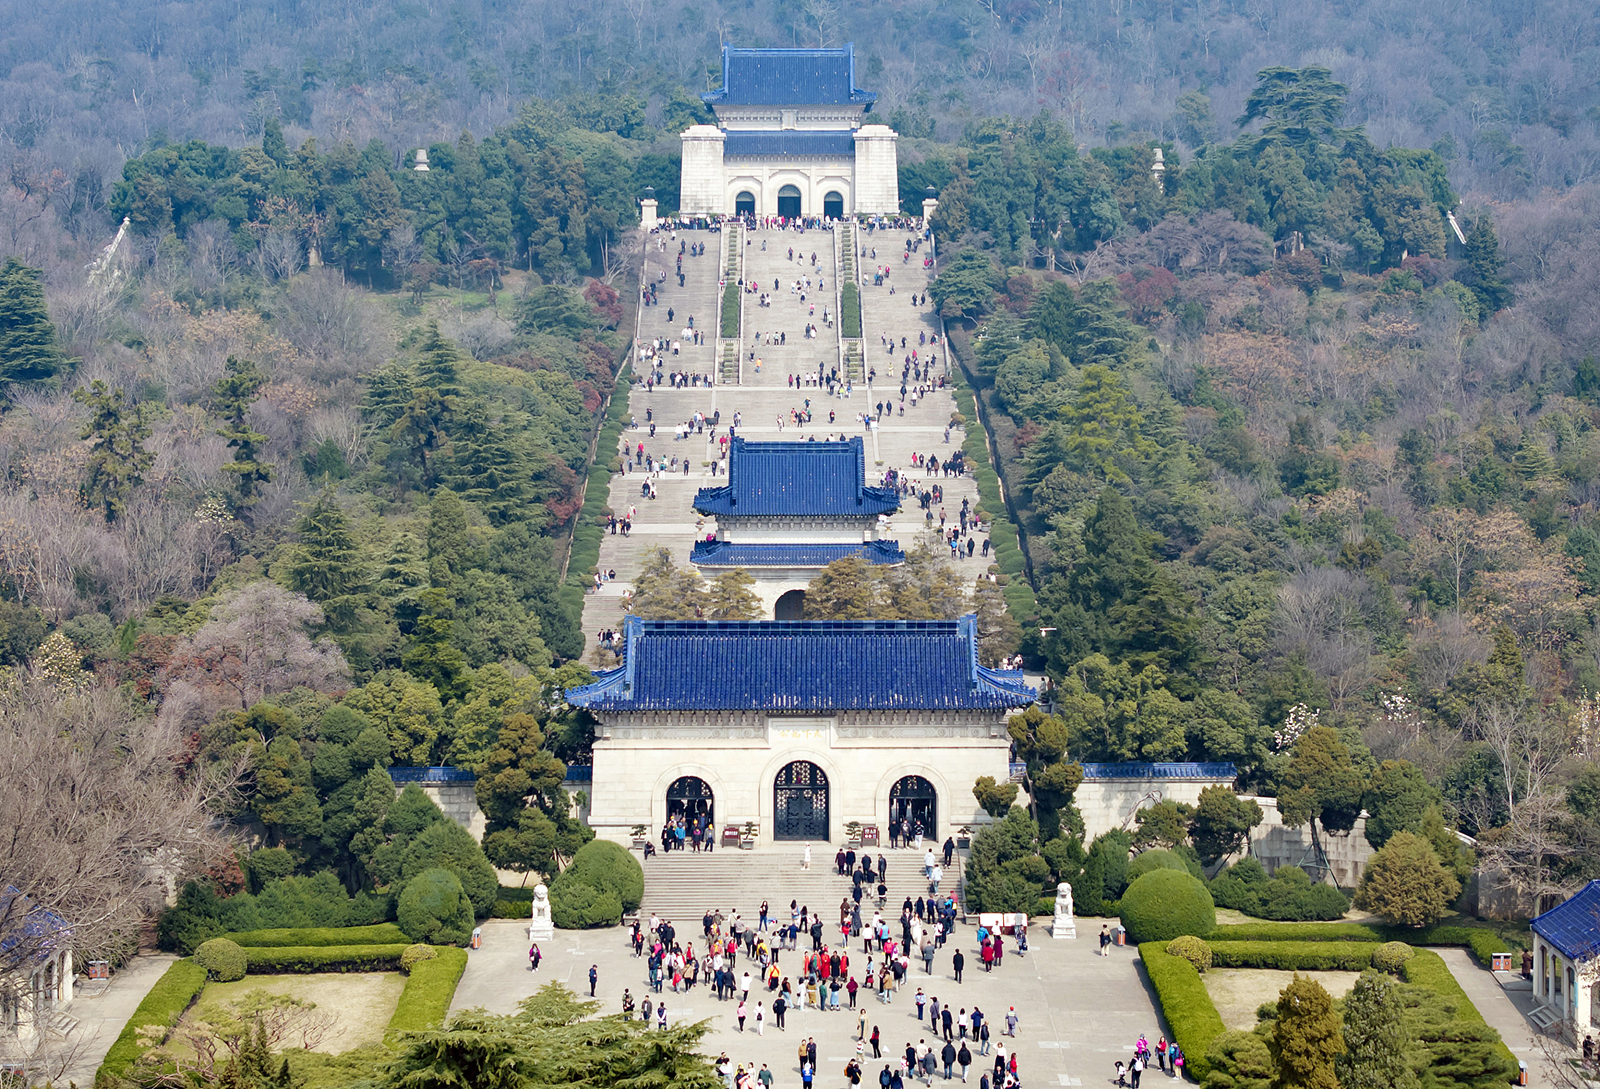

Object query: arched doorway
[777,185,802,219]
[775,589,806,620]
[735,191,756,216]
[774,760,829,840]
[666,775,714,838]
[890,775,937,841]
[823,191,844,219]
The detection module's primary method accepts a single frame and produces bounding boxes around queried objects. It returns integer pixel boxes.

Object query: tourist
[528,943,541,971]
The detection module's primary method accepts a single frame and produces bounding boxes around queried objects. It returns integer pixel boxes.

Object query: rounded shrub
[550,882,624,930]
[1372,941,1415,973]
[194,937,247,982]
[1120,868,1216,944]
[1126,849,1198,884]
[397,867,474,946]
[1166,935,1213,973]
[400,943,439,974]
[552,839,644,914]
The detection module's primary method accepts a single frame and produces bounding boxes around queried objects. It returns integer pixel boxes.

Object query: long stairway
[736,227,841,388]
[637,843,964,929]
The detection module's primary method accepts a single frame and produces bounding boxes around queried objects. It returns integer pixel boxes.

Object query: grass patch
[1209,940,1376,971]
[1207,921,1513,965]
[184,973,405,1055]
[96,959,209,1085]
[1204,968,1362,1031]
[385,947,468,1042]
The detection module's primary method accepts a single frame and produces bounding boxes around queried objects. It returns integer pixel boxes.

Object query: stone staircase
[718,221,743,383]
[636,843,965,930]
[837,220,864,380]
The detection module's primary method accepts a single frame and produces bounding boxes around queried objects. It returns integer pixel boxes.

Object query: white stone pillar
[640,198,659,231]
[922,198,938,229]
[680,126,727,216]
[853,125,900,215]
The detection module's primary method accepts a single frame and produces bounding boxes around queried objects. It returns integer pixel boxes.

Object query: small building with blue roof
[570,615,1034,848]
[0,886,74,1050]
[1531,880,1600,1035]
[680,44,899,218]
[690,437,905,619]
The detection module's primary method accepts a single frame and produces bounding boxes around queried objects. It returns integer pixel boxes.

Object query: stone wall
[399,781,487,840]
[1075,772,1237,844]
[852,126,899,214]
[1239,795,1375,889]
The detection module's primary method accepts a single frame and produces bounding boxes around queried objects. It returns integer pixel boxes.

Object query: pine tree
[1335,972,1419,1089]
[1268,975,1342,1089]
[210,356,274,509]
[72,380,153,522]
[1353,830,1461,926]
[631,548,708,620]
[1461,214,1512,315]
[426,489,476,592]
[415,321,464,400]
[705,568,762,620]
[0,257,67,385]
[285,488,369,632]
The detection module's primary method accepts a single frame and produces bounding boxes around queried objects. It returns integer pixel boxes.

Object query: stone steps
[636,844,965,929]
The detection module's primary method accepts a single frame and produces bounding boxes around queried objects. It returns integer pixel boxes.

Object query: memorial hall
[679,43,899,219]
[569,615,1035,847]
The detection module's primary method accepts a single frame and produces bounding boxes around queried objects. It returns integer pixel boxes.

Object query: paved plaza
[454,916,1169,1088]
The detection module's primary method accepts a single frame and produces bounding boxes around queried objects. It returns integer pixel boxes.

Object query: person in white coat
[803,843,812,870]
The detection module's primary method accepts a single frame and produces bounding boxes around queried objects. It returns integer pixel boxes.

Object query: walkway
[1436,947,1552,1085]
[57,954,178,1087]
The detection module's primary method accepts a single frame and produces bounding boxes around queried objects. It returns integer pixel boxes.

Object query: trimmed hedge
[242,943,409,973]
[1139,944,1223,1082]
[385,947,468,1042]
[841,282,862,339]
[563,361,633,607]
[1402,949,1519,1068]
[222,924,407,948]
[1207,921,1512,966]
[493,898,533,919]
[950,379,1035,624]
[720,283,741,339]
[95,959,208,1085]
[1120,869,1215,944]
[1207,941,1376,971]
[550,839,644,928]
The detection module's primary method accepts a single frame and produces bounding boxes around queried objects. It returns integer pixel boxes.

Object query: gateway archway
[736,191,756,216]
[823,191,844,219]
[666,775,714,831]
[774,760,829,840]
[775,589,806,620]
[890,775,937,840]
[777,185,802,219]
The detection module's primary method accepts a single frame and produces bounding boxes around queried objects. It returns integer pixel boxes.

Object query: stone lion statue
[1054,881,1073,919]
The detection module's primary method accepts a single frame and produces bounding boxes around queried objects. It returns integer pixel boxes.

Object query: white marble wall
[853,126,900,214]
[588,717,1009,845]
[680,126,727,215]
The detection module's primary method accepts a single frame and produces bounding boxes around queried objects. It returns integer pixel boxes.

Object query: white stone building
[689,436,904,619]
[568,615,1033,847]
[680,45,899,219]
[0,888,73,1059]
[1532,881,1600,1039]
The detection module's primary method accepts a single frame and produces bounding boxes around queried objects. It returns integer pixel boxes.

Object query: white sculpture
[1052,881,1076,939]
[528,883,554,941]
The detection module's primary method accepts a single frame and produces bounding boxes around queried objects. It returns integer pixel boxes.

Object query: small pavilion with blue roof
[679,44,899,218]
[1532,880,1600,1035]
[570,615,1034,846]
[0,886,73,1050]
[690,436,904,619]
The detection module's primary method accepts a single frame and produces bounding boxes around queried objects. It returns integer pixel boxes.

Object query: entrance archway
[890,775,937,841]
[823,191,844,219]
[775,589,806,620]
[774,760,829,840]
[735,191,756,216]
[777,185,802,219]
[666,775,714,836]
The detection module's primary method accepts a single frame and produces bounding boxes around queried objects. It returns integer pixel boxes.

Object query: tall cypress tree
[0,258,67,385]
[1461,214,1512,315]
[210,355,274,509]
[1335,972,1419,1089]
[73,380,153,522]
[1268,975,1342,1089]
[285,488,369,631]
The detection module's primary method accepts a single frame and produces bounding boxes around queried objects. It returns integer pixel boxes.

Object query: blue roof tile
[690,539,904,568]
[1533,880,1600,960]
[1079,762,1239,780]
[694,437,900,518]
[724,131,858,158]
[703,45,877,108]
[567,615,1035,712]
[389,766,477,784]
[0,886,70,968]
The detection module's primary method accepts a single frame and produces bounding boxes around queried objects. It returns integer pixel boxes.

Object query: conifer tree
[1335,972,1419,1089]
[0,257,67,386]
[1461,214,1512,315]
[285,489,369,632]
[73,379,153,522]
[210,356,274,510]
[705,568,762,620]
[1268,975,1342,1089]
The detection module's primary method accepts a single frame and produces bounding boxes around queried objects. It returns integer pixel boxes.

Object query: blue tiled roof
[1079,762,1239,780]
[389,766,477,784]
[703,45,877,109]
[690,539,905,568]
[0,886,70,968]
[1534,880,1600,960]
[724,131,857,158]
[694,437,900,518]
[567,615,1035,712]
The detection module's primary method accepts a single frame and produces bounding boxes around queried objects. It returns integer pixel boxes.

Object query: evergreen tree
[1353,830,1461,927]
[1279,726,1368,837]
[1362,760,1439,849]
[1335,972,1420,1089]
[630,548,708,619]
[415,321,464,400]
[284,488,369,632]
[705,568,762,620]
[1238,66,1350,152]
[1460,214,1511,315]
[426,489,477,592]
[0,257,67,386]
[72,379,153,522]
[210,355,274,510]
[1267,975,1342,1089]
